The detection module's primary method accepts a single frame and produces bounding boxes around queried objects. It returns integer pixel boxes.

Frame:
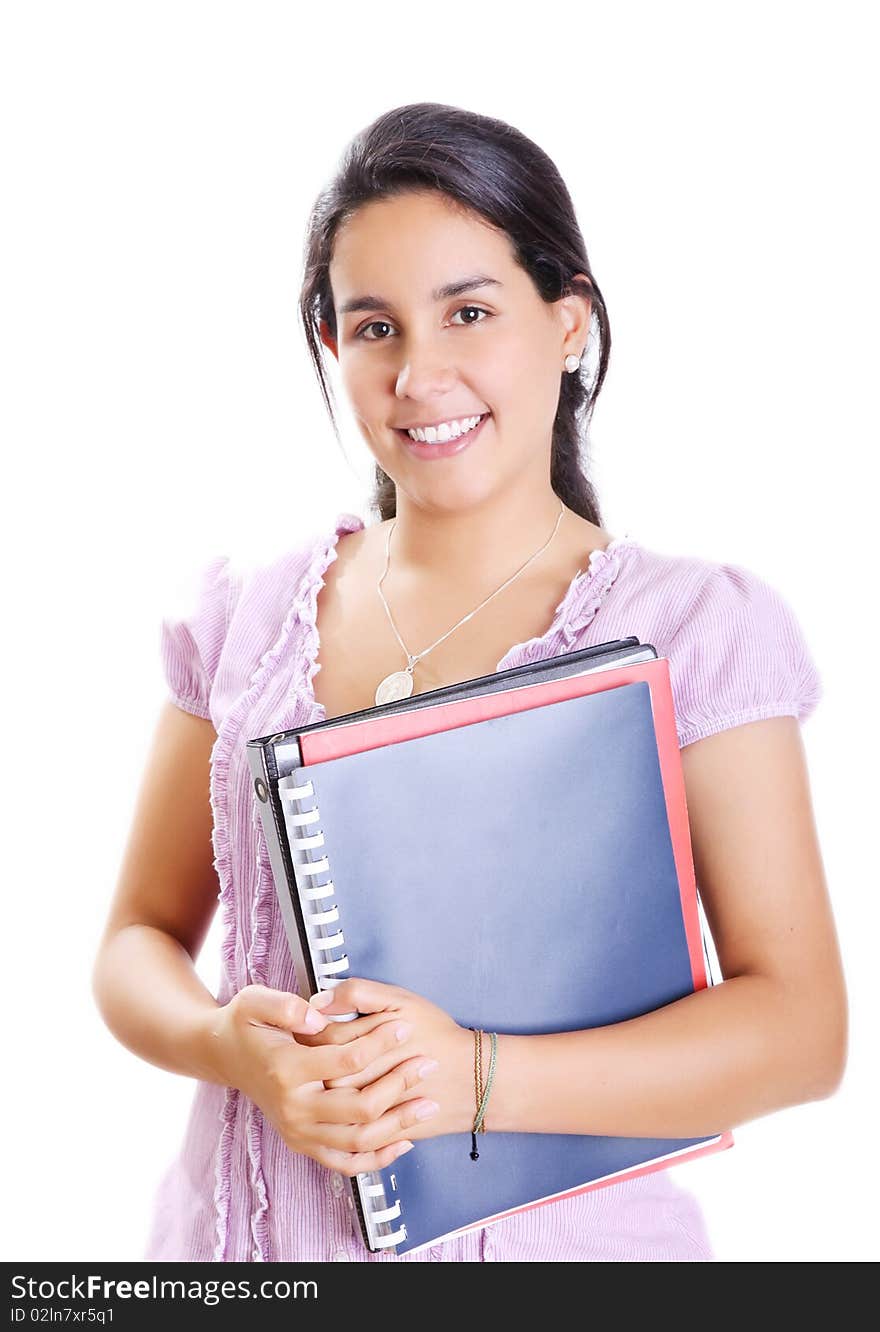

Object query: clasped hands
[214,975,475,1178]
[302,977,473,1151]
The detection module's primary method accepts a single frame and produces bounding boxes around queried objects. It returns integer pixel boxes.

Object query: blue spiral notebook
[247,640,733,1256]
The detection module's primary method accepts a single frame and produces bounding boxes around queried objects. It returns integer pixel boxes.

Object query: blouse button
[330,1172,346,1197]
[333,1249,351,1261]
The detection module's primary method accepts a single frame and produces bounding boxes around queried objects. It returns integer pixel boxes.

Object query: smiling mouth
[393,412,491,443]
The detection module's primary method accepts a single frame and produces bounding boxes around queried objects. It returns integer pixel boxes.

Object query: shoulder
[663,551,823,746]
[604,540,824,747]
[225,510,366,668]
[606,540,711,631]
[159,511,365,723]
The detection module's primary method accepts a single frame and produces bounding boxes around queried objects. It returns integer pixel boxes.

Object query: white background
[2,1,876,1263]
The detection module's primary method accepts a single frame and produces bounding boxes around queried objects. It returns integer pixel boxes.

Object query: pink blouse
[143,512,822,1263]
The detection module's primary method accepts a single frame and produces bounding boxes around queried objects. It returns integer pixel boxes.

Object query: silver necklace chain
[373,498,565,705]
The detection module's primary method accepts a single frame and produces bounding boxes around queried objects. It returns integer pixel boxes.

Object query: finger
[318,1139,416,1179]
[296,1010,395,1049]
[309,1014,413,1084]
[307,1052,432,1124]
[323,1040,423,1090]
[242,984,331,1036]
[325,1048,438,1096]
[308,977,407,1019]
[322,1048,409,1093]
[289,1014,410,1088]
[311,1092,439,1153]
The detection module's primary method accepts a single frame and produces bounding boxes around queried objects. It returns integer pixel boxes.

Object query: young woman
[92,102,847,1263]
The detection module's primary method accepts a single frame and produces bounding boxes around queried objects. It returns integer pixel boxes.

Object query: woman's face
[323,190,590,515]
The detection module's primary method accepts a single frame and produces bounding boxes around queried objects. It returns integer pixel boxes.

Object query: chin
[401,478,506,516]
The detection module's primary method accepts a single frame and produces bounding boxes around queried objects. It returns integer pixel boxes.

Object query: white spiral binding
[360,1186,405,1247]
[277,769,408,1251]
[279,777,351,983]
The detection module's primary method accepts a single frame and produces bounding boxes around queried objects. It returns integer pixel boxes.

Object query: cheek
[341,358,379,412]
[481,328,556,415]
[342,362,404,456]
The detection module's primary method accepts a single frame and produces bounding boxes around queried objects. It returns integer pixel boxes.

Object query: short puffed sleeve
[160,556,239,720]
[668,562,824,748]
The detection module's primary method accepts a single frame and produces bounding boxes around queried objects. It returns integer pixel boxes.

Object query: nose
[394,347,459,404]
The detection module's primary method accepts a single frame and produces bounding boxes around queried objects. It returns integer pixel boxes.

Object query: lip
[395,413,491,460]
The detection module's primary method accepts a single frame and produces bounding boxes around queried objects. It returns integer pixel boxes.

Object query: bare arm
[93,924,229,1083]
[91,702,231,1084]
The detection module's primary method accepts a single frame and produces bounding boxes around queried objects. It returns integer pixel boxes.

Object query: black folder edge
[253,636,645,759]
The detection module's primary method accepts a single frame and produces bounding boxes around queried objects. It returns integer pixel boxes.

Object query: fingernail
[395,1141,415,1157]
[310,990,335,1008]
[417,1060,439,1078]
[304,1008,327,1031]
[415,1100,439,1120]
[395,1023,412,1042]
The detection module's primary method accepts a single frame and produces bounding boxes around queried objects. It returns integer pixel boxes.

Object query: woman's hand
[302,977,474,1142]
[209,983,442,1176]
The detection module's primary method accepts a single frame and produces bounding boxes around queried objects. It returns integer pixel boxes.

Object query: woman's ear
[319,319,339,360]
[560,274,592,346]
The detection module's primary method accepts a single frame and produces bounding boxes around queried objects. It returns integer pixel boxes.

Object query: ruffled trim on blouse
[208,512,364,1262]
[289,512,366,705]
[559,533,637,642]
[498,533,638,667]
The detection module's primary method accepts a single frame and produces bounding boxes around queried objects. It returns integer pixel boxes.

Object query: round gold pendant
[375,670,414,706]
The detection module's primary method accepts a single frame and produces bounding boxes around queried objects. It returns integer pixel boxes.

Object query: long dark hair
[299,102,610,525]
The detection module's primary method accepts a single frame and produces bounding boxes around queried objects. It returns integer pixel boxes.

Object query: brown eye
[451,305,489,326]
[357,320,395,341]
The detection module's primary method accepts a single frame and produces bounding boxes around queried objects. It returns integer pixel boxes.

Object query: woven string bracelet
[468,1027,498,1160]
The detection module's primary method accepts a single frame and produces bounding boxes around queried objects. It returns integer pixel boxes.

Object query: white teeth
[406,414,484,443]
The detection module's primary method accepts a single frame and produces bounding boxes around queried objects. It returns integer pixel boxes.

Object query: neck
[387,490,567,590]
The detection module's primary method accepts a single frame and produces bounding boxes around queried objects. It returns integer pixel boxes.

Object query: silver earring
[564,353,581,373]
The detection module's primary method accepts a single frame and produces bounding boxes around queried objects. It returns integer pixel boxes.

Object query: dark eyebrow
[337,274,502,317]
